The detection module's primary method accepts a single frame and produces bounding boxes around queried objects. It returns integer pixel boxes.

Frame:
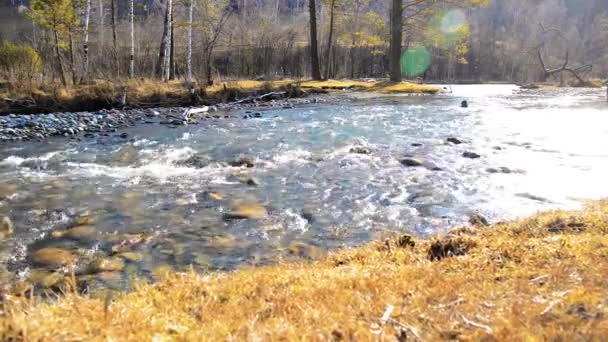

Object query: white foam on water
[283,208,309,233]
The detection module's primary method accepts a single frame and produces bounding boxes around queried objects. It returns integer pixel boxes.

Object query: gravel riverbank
[0,96,319,142]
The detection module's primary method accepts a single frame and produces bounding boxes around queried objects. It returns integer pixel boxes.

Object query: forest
[1,0,607,86]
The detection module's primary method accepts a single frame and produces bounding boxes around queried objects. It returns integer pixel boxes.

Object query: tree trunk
[82,0,91,82]
[169,5,175,80]
[111,0,119,78]
[99,0,104,47]
[129,0,135,78]
[186,0,193,84]
[53,28,67,86]
[308,0,321,80]
[389,0,403,82]
[69,31,77,85]
[161,0,173,81]
[323,0,335,80]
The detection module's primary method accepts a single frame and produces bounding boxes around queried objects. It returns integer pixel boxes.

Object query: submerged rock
[462,152,481,159]
[177,155,211,169]
[400,158,424,167]
[349,146,372,155]
[0,216,14,240]
[469,214,490,227]
[228,158,255,168]
[224,203,268,220]
[446,137,464,145]
[27,270,66,289]
[87,257,125,274]
[31,248,77,267]
[0,183,17,200]
[52,225,97,241]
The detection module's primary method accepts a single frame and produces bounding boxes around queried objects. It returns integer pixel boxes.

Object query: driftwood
[3,98,37,108]
[181,91,287,120]
[536,23,592,85]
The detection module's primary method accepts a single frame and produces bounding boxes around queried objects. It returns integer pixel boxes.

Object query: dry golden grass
[1,79,439,113]
[2,201,608,340]
[300,79,440,94]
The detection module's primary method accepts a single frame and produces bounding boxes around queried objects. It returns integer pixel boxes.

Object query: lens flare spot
[400,47,432,78]
[440,9,467,35]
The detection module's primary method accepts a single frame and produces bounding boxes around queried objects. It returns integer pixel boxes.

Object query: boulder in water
[0,216,14,240]
[52,225,98,241]
[469,214,490,227]
[349,146,372,155]
[0,183,17,200]
[462,152,481,159]
[224,203,268,220]
[229,158,255,168]
[400,158,424,167]
[31,248,77,267]
[446,137,464,145]
[177,155,211,169]
[461,100,469,108]
[87,257,125,274]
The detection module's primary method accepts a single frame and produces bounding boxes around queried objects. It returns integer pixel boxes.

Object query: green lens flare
[400,47,432,78]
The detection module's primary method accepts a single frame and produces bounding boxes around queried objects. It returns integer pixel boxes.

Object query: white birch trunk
[129,0,135,78]
[187,0,193,83]
[83,0,91,81]
[99,0,104,52]
[162,0,173,81]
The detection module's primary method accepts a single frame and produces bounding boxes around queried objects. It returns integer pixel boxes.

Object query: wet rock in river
[109,145,139,165]
[27,270,66,289]
[446,137,464,145]
[116,252,144,262]
[0,216,14,240]
[301,208,315,223]
[462,152,481,159]
[52,225,97,241]
[349,146,372,155]
[228,158,255,168]
[224,203,268,220]
[400,158,424,167]
[486,167,515,174]
[0,183,17,200]
[176,155,210,169]
[288,242,324,260]
[87,257,125,274]
[469,213,490,227]
[31,248,77,267]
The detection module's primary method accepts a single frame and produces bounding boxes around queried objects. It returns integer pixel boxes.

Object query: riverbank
[2,201,607,340]
[0,79,439,142]
[0,79,439,115]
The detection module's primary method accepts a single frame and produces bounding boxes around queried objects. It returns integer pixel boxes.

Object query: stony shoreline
[0,95,319,143]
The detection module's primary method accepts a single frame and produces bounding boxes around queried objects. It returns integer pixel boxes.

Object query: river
[0,85,606,291]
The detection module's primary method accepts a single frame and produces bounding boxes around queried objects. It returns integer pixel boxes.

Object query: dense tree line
[0,0,606,85]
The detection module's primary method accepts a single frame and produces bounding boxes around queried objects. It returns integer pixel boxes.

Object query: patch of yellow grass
[300,79,439,94]
[2,201,608,340]
[206,80,293,93]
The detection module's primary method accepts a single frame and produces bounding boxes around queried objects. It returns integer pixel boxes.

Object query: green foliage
[28,0,79,41]
[0,41,41,82]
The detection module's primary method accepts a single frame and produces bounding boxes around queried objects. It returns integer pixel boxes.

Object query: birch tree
[186,0,193,83]
[160,0,173,81]
[82,0,90,81]
[129,0,135,78]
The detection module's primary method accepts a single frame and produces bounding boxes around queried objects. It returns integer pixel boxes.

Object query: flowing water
[0,85,607,291]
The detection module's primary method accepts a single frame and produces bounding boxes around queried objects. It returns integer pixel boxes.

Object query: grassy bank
[0,79,439,114]
[1,201,607,340]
